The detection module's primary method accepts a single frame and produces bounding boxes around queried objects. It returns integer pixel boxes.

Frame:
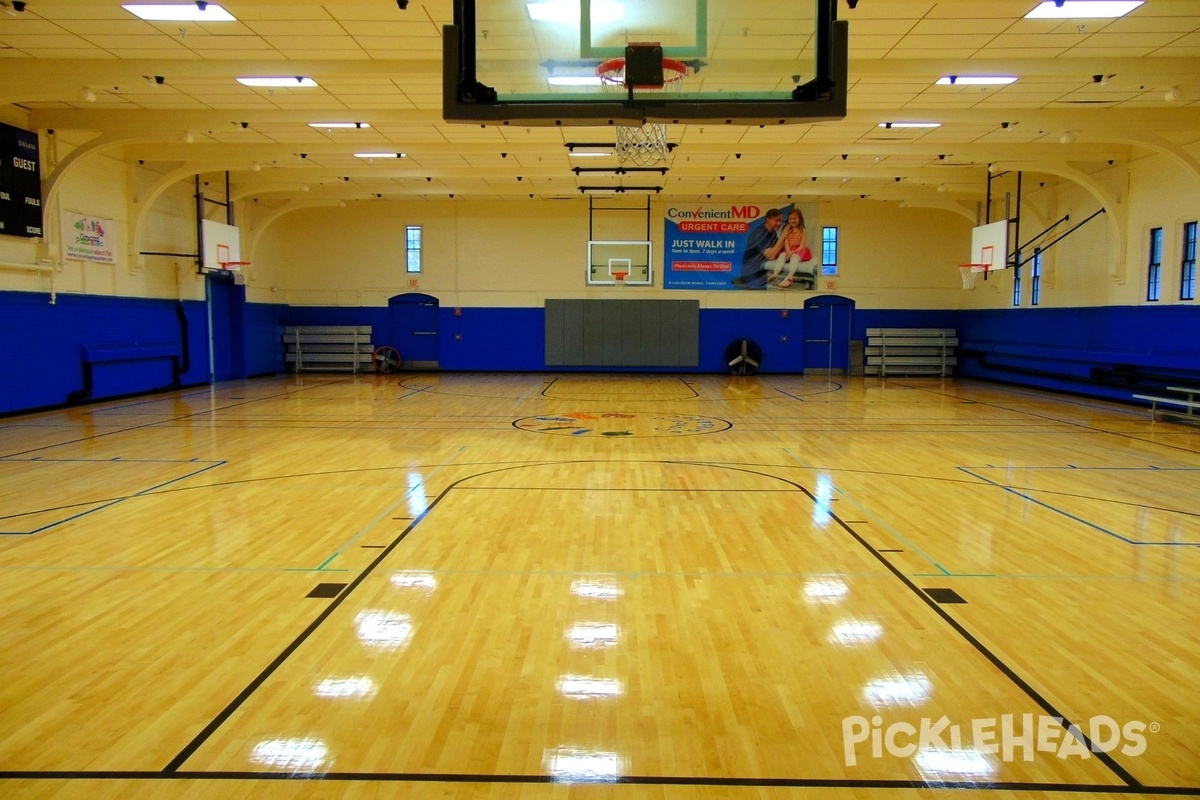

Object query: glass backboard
[445,0,846,126]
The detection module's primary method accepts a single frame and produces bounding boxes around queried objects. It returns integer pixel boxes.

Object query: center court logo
[842,714,1152,767]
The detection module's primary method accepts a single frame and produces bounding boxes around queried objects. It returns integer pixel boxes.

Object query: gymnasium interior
[0,1,1197,798]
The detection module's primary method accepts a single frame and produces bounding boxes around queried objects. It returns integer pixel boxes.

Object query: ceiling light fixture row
[579,186,662,194]
[572,167,668,175]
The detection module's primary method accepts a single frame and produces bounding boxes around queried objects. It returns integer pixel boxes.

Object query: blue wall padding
[4,289,1198,415]
[440,307,545,371]
[244,302,288,377]
[956,305,1200,399]
[0,291,209,414]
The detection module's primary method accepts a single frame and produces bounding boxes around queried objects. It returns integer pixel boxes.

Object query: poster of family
[663,202,820,291]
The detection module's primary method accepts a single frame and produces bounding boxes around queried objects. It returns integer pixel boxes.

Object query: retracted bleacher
[284,326,374,373]
[866,328,958,377]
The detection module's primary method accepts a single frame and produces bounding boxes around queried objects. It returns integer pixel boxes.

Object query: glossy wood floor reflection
[1,374,1197,800]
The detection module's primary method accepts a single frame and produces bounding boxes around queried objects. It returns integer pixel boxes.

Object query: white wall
[7,137,1200,312]
[0,127,203,302]
[249,196,974,310]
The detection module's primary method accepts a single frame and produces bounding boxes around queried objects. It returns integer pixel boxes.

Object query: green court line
[315,446,466,570]
[782,448,950,574]
[913,572,995,578]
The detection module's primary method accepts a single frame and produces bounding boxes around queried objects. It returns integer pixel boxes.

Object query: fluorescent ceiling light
[879,122,941,129]
[549,76,602,87]
[1025,1,1143,18]
[528,0,624,25]
[238,77,318,88]
[579,185,661,194]
[569,151,612,157]
[309,122,370,129]
[123,3,236,21]
[936,76,1017,86]
[355,152,403,158]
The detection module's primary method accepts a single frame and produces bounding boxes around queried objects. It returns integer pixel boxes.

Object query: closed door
[389,294,440,368]
[802,296,853,374]
[206,274,246,382]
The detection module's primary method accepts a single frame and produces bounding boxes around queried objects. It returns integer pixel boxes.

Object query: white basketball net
[598,58,686,166]
[959,265,985,289]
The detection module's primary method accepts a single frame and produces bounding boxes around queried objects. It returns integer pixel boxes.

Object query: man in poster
[731,207,783,288]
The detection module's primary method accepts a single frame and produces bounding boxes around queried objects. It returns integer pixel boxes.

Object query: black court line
[162,489,450,772]
[899,380,1200,457]
[3,771,1200,794]
[135,458,1143,787]
[0,379,343,460]
[817,492,1144,787]
[774,380,844,402]
[0,461,227,537]
[535,375,701,402]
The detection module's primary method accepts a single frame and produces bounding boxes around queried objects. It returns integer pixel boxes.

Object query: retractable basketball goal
[597,53,687,166]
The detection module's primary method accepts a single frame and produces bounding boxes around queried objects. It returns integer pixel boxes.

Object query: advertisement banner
[664,202,819,291]
[63,211,117,264]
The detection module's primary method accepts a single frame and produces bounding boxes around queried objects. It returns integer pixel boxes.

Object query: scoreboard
[0,121,43,239]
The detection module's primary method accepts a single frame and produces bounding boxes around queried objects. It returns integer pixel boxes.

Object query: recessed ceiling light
[354,152,403,158]
[548,76,603,87]
[309,122,370,129]
[936,76,1017,86]
[122,3,236,21]
[238,77,318,88]
[566,143,614,156]
[879,122,941,129]
[1025,1,1143,19]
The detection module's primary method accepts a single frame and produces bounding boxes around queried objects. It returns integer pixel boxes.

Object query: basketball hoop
[597,55,687,166]
[612,271,628,286]
[959,263,988,290]
[219,260,250,285]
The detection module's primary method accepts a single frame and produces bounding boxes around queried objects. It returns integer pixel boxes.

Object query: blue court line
[966,465,1200,472]
[1,461,226,536]
[314,446,466,570]
[0,564,349,574]
[958,467,1200,548]
[1,457,223,464]
[781,449,952,574]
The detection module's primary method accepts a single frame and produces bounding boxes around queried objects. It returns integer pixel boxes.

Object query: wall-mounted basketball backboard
[200,219,242,274]
[444,0,847,127]
[971,220,1010,271]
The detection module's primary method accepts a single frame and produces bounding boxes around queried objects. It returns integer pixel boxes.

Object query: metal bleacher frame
[865,328,958,377]
[284,326,374,373]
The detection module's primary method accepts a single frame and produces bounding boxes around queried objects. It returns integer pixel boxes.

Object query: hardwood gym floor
[0,373,1197,799]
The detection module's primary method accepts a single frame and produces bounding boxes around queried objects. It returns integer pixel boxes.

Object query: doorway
[802,295,854,374]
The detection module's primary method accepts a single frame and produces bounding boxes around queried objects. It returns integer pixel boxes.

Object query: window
[821,226,838,275]
[1147,227,1162,302]
[406,225,422,273]
[1031,248,1042,306]
[1183,221,1197,301]
[1012,261,1021,307]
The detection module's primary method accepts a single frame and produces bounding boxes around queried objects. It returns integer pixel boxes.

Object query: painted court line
[958,467,1200,548]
